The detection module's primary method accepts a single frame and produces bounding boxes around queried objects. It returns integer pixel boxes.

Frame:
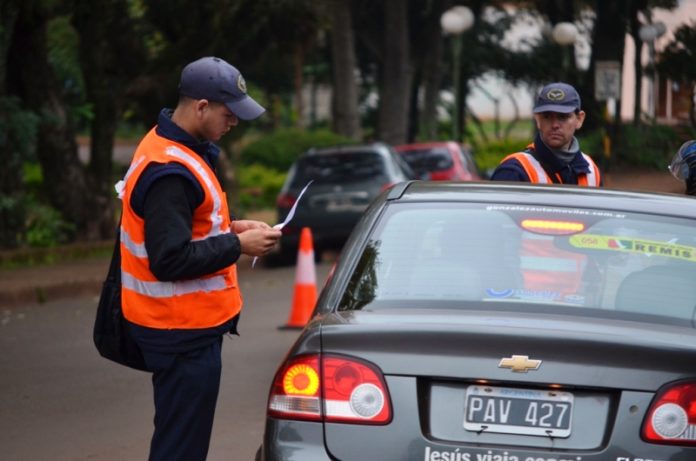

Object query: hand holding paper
[252,180,313,268]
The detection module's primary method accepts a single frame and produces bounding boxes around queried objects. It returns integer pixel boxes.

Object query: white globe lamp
[440,6,474,35]
[552,22,578,46]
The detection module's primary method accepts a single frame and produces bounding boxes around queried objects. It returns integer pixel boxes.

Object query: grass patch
[0,240,113,269]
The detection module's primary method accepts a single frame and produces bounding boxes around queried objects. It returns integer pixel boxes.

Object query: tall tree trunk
[73,0,145,238]
[9,4,94,240]
[629,0,649,125]
[0,1,31,248]
[293,44,305,128]
[377,0,412,145]
[0,0,19,95]
[418,0,447,140]
[330,0,362,140]
[581,0,629,132]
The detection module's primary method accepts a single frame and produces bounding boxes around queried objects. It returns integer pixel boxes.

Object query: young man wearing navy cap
[491,82,602,186]
[117,57,281,461]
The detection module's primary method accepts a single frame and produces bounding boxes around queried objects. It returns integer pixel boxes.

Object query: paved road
[0,262,332,461]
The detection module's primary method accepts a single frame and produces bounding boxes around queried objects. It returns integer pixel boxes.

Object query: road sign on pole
[595,60,621,101]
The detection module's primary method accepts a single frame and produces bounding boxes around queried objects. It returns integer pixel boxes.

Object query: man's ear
[533,114,542,130]
[195,99,210,117]
[575,110,586,129]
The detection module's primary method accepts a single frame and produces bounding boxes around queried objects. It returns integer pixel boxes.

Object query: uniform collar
[155,108,220,167]
[532,132,590,174]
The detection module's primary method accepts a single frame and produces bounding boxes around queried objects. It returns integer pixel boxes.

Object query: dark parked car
[274,142,415,261]
[258,181,696,460]
[394,141,482,181]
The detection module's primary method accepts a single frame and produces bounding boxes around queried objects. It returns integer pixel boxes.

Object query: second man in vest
[491,82,601,186]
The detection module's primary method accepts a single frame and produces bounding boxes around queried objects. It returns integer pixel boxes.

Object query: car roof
[386,180,696,219]
[304,142,392,156]
[393,141,458,151]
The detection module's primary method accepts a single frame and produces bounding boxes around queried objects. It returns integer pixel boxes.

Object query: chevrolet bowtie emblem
[498,355,542,373]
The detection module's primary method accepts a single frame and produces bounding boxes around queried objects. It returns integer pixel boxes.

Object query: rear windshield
[290,152,386,187]
[400,148,453,174]
[338,202,696,327]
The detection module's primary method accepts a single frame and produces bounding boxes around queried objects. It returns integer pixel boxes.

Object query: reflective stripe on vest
[122,271,228,297]
[118,129,241,329]
[500,151,600,186]
[164,146,225,238]
[519,233,586,296]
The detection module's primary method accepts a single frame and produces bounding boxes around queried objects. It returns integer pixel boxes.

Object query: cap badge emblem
[546,89,565,101]
[498,355,542,373]
[237,75,247,93]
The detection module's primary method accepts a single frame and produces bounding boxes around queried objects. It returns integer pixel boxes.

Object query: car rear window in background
[290,152,386,188]
[400,148,454,174]
[339,203,696,327]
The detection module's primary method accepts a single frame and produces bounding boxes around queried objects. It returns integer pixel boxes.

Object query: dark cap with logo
[533,82,581,114]
[179,56,265,120]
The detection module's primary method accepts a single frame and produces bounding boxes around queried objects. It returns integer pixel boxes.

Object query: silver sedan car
[257,181,696,460]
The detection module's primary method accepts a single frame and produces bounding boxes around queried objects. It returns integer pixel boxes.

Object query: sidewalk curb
[0,279,104,308]
[0,255,257,309]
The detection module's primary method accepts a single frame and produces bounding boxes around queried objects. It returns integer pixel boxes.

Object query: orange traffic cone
[281,227,318,329]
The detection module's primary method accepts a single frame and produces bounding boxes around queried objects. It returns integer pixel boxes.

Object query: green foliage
[0,97,39,249]
[471,138,531,172]
[656,22,696,83]
[234,163,287,213]
[47,15,90,128]
[240,128,353,171]
[23,162,43,186]
[471,122,689,174]
[608,124,690,169]
[23,199,76,248]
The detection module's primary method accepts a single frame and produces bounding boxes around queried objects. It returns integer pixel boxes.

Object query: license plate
[463,385,573,437]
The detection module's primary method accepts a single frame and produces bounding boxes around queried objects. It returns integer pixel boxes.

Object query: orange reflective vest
[499,145,601,186]
[501,146,600,298]
[117,128,242,329]
[519,233,586,297]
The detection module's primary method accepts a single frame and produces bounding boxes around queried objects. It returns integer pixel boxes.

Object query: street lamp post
[639,21,666,120]
[552,22,578,80]
[440,6,474,141]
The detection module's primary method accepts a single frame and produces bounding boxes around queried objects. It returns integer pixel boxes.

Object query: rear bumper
[258,376,695,460]
[257,419,331,461]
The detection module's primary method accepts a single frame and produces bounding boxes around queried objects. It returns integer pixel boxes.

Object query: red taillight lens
[642,381,696,445]
[276,193,297,209]
[323,356,391,423]
[268,355,321,421]
[267,354,392,425]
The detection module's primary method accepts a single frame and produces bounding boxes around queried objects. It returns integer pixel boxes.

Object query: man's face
[198,101,239,141]
[534,110,585,150]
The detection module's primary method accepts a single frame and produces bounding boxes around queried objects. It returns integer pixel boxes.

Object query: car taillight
[642,381,696,445]
[277,193,297,209]
[267,354,392,425]
[268,355,321,421]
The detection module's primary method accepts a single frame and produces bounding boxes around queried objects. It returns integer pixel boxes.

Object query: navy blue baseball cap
[179,56,265,120]
[533,82,581,114]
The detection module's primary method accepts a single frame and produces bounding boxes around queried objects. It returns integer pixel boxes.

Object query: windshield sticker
[569,234,696,263]
[485,205,625,218]
[483,289,585,306]
[485,288,560,301]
